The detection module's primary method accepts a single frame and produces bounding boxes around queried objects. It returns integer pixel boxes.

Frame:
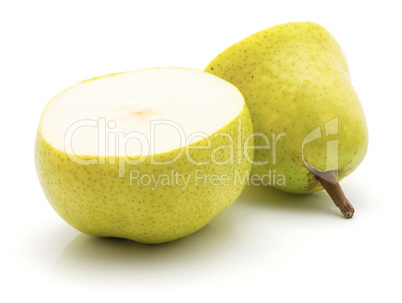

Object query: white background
[1,0,401,302]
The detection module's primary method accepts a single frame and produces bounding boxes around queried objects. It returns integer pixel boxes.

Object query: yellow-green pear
[35,67,254,243]
[205,22,368,218]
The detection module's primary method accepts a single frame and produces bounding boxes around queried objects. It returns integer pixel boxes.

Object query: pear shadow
[237,185,343,218]
[49,219,238,290]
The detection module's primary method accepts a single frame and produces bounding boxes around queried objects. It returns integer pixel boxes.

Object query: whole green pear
[205,22,368,217]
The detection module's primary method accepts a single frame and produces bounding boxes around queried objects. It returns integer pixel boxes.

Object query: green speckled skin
[206,22,368,193]
[35,94,253,245]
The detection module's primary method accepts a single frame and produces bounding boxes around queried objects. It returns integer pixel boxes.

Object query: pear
[205,22,368,218]
[35,67,254,243]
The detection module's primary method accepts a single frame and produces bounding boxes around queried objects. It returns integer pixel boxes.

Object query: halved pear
[35,67,254,244]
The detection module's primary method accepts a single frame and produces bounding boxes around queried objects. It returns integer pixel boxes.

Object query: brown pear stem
[315,171,354,218]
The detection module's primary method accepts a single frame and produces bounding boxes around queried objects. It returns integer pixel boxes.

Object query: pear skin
[206,22,368,217]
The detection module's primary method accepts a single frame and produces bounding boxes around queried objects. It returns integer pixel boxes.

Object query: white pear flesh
[41,68,245,156]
